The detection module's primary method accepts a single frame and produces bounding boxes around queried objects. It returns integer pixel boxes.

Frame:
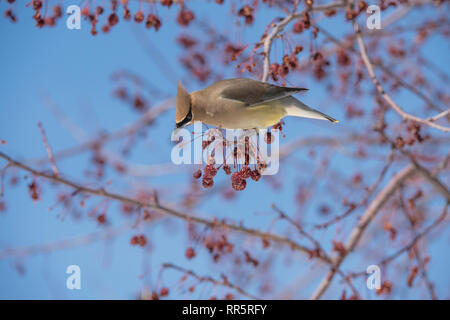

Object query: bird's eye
[176,105,192,128]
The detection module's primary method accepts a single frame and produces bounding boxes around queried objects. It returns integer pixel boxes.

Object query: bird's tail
[283,96,338,123]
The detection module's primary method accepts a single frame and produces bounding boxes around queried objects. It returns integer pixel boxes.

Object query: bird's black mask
[176,106,192,128]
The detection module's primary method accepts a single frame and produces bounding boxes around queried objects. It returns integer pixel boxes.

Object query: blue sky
[0,1,448,299]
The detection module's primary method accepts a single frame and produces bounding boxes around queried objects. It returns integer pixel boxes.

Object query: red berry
[223,165,231,175]
[204,164,217,178]
[293,21,304,34]
[108,13,119,26]
[32,0,42,11]
[264,132,273,144]
[160,287,169,297]
[240,166,252,179]
[161,0,173,7]
[123,7,131,20]
[202,177,214,188]
[231,172,246,191]
[138,235,147,247]
[250,169,261,181]
[225,293,234,300]
[185,247,196,259]
[193,170,202,179]
[134,11,144,23]
[53,5,62,17]
[177,9,195,27]
[97,214,106,224]
[146,14,161,31]
[130,235,139,245]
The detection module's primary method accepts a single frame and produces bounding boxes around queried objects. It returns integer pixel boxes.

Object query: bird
[175,78,338,130]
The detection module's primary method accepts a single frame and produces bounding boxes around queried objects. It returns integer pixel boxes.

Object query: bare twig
[0,222,132,260]
[314,148,395,229]
[407,155,450,202]
[33,99,174,165]
[377,202,448,268]
[272,204,325,254]
[1,162,13,197]
[271,203,361,298]
[162,263,260,300]
[37,122,59,177]
[427,109,450,122]
[399,190,440,299]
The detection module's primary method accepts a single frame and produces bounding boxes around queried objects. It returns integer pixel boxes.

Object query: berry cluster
[4,0,197,35]
[269,49,302,81]
[130,234,148,247]
[237,5,254,25]
[292,11,311,34]
[28,1,62,28]
[4,9,16,23]
[28,181,40,202]
[114,86,149,113]
[190,125,284,191]
[201,164,217,189]
[194,163,263,192]
[204,233,234,262]
[345,1,369,20]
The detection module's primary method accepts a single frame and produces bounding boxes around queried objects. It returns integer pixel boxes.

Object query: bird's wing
[219,79,308,107]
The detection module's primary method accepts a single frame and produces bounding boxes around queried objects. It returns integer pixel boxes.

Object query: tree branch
[352,19,450,132]
[0,151,330,264]
[310,164,417,299]
[316,26,446,113]
[162,263,260,300]
[33,98,174,165]
[0,222,132,260]
[261,1,346,82]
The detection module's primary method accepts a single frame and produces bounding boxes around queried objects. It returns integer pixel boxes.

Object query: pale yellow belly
[202,103,287,129]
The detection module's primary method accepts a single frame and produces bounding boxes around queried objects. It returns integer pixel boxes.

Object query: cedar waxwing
[175,78,338,130]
